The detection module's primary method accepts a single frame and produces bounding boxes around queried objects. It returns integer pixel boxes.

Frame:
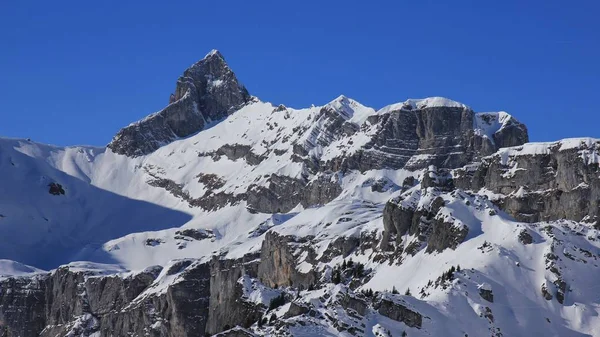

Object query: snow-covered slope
[0,51,597,337]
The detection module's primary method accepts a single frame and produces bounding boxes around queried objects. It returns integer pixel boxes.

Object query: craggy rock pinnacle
[108,50,251,157]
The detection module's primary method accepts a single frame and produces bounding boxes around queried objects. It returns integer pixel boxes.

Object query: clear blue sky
[1,1,598,146]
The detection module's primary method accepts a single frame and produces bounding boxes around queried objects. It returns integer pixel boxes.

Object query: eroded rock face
[301,173,342,208]
[454,139,600,225]
[339,294,368,316]
[0,262,213,337]
[108,50,251,157]
[327,106,528,172]
[247,175,306,213]
[257,232,317,289]
[375,297,422,328]
[0,275,47,337]
[382,191,448,251]
[426,217,469,253]
[207,257,261,335]
[479,288,494,303]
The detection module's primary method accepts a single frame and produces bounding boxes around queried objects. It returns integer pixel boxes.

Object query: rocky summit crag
[108,50,251,157]
[0,51,599,337]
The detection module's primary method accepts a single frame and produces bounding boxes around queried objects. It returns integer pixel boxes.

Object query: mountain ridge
[0,51,598,337]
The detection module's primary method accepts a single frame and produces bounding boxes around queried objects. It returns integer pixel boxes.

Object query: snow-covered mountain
[0,50,598,337]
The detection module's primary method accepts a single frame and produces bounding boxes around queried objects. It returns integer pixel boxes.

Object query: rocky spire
[108,50,251,157]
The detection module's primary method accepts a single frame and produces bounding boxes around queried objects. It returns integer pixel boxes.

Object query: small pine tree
[341,259,347,269]
[347,258,354,268]
[257,315,263,327]
[392,286,399,294]
[354,263,364,277]
[269,313,277,324]
[402,331,408,337]
[448,267,455,281]
[457,265,461,272]
[332,269,341,284]
[405,288,412,296]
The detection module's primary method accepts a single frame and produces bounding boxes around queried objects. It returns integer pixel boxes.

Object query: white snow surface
[379,96,469,114]
[0,259,45,277]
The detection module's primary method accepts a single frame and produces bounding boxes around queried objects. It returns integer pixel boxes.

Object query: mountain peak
[205,49,222,59]
[325,95,376,124]
[108,50,251,157]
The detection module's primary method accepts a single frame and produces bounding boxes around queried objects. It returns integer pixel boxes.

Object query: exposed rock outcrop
[0,262,213,337]
[375,297,422,328]
[426,216,469,253]
[207,256,262,335]
[454,138,600,225]
[326,102,528,172]
[48,182,65,195]
[257,232,317,289]
[301,173,342,207]
[247,175,305,213]
[0,275,47,337]
[339,293,369,316]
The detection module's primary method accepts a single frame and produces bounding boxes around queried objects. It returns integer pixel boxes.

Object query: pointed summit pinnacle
[204,49,223,59]
[108,50,251,157]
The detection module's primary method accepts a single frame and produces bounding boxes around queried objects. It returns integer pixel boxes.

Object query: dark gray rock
[212,144,265,165]
[0,261,214,337]
[146,171,243,211]
[247,175,305,213]
[325,105,528,173]
[455,140,600,225]
[320,236,360,262]
[257,232,317,289]
[0,275,47,337]
[426,217,469,253]
[491,115,529,149]
[339,294,368,316]
[207,257,261,335]
[518,230,533,244]
[283,302,310,319]
[370,177,398,193]
[479,288,494,303]
[108,50,251,157]
[554,278,567,305]
[382,201,415,239]
[197,173,226,190]
[301,173,342,208]
[174,228,214,241]
[421,166,453,191]
[375,298,422,328]
[48,182,65,195]
[541,283,553,301]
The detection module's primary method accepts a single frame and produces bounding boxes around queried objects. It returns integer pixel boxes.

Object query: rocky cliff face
[0,233,321,336]
[0,261,213,337]
[108,50,251,157]
[454,138,600,224]
[323,102,528,173]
